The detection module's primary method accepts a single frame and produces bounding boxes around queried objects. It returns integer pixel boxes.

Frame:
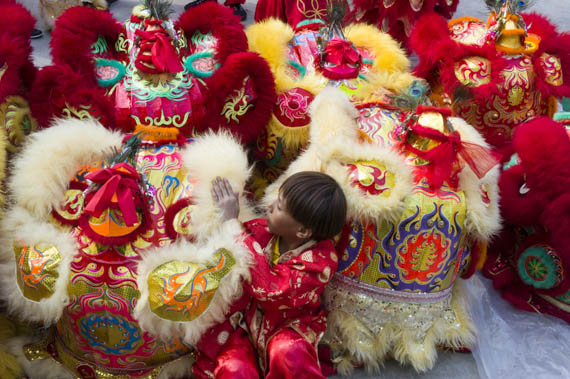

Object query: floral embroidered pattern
[221,78,255,124]
[517,244,564,290]
[539,53,563,86]
[454,56,491,87]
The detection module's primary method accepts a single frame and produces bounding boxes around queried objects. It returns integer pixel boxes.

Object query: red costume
[0,0,38,152]
[483,117,570,323]
[255,0,459,46]
[255,0,328,29]
[194,219,338,378]
[411,10,570,152]
[353,0,459,47]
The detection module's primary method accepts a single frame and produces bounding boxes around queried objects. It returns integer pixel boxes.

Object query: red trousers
[195,328,325,378]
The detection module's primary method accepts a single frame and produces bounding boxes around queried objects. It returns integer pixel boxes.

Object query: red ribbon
[416,105,453,117]
[84,163,141,226]
[135,28,183,74]
[406,124,501,190]
[323,38,361,67]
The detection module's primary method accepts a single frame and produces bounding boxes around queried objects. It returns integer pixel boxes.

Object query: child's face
[266,191,304,240]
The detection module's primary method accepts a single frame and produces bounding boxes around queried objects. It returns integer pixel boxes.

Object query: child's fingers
[211,187,219,201]
[222,178,234,197]
[217,178,228,197]
[215,177,228,197]
[211,179,222,201]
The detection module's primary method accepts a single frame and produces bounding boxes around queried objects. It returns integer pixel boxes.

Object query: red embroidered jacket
[242,218,339,369]
[194,218,338,373]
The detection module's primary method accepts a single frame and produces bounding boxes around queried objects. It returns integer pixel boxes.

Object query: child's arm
[244,240,338,310]
[211,176,240,221]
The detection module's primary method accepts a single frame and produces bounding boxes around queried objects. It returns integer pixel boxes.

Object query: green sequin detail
[295,19,325,29]
[287,60,307,79]
[95,58,126,87]
[191,31,216,48]
[91,36,109,55]
[503,153,521,170]
[562,97,570,112]
[184,52,220,78]
[517,245,561,290]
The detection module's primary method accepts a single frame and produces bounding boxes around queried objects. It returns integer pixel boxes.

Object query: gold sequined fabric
[23,333,187,379]
[454,57,492,87]
[148,248,236,321]
[54,189,85,221]
[322,275,473,372]
[324,274,456,339]
[0,95,38,152]
[344,160,395,197]
[539,53,564,86]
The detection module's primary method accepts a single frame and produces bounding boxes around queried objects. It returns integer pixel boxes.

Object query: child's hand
[211,177,240,221]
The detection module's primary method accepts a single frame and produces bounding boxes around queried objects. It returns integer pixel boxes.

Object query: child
[202,171,347,378]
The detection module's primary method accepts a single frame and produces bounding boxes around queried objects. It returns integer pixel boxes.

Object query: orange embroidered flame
[346,161,389,195]
[18,247,53,287]
[398,231,450,285]
[158,254,226,314]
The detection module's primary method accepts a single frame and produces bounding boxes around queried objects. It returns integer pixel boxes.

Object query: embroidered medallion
[517,244,564,290]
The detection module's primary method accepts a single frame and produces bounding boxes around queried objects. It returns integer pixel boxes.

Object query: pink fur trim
[524,13,570,99]
[177,2,247,63]
[200,52,276,144]
[540,194,570,297]
[0,2,36,102]
[51,6,122,76]
[513,117,570,197]
[164,197,195,241]
[29,65,115,129]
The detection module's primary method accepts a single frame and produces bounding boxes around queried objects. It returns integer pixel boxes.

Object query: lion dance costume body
[250,9,502,373]
[411,0,570,152]
[481,115,570,323]
[0,2,275,378]
[246,8,418,198]
[264,87,502,374]
[411,0,570,325]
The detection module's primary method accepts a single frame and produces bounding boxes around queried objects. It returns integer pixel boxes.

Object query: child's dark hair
[280,171,347,241]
